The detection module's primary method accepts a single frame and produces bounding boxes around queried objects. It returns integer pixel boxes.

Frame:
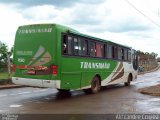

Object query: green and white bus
[12,23,138,93]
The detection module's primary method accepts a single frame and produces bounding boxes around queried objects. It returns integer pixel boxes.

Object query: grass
[0,72,12,80]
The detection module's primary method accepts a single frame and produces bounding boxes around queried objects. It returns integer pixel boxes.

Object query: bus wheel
[57,89,70,93]
[124,74,132,86]
[56,89,71,98]
[83,76,101,94]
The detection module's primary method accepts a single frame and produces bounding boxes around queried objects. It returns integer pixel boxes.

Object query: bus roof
[18,23,131,49]
[18,23,78,32]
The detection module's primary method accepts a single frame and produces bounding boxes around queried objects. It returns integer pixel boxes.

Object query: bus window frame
[61,33,132,62]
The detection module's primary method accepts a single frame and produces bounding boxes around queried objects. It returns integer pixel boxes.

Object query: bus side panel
[56,28,82,90]
[61,57,118,90]
[100,60,118,84]
[60,57,81,90]
[81,72,92,89]
[81,59,118,89]
[61,73,82,89]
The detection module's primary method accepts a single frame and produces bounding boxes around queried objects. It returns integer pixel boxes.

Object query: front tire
[124,74,132,86]
[83,76,101,94]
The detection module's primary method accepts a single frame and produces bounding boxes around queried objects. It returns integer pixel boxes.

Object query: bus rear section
[12,24,60,89]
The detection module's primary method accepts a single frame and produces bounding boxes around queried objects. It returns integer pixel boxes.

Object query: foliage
[137,50,158,61]
[0,41,13,68]
[0,72,9,80]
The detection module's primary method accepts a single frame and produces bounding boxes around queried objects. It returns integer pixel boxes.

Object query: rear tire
[83,76,101,94]
[57,89,70,93]
[56,89,71,98]
[124,74,132,86]
[83,89,92,94]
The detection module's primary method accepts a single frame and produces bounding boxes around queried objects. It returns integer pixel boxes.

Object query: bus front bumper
[12,77,60,89]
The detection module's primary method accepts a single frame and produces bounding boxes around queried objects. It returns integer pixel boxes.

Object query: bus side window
[102,44,105,57]
[128,49,131,62]
[89,41,96,57]
[114,46,118,59]
[96,42,104,57]
[121,48,124,60]
[118,47,122,60]
[67,36,73,55]
[62,35,73,55]
[80,39,88,56]
[104,44,107,58]
[73,37,79,55]
[124,49,128,61]
[112,46,115,58]
[63,35,67,54]
[107,44,112,58]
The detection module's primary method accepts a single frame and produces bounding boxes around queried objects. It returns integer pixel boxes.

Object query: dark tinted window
[124,49,128,60]
[73,37,79,55]
[63,35,67,54]
[122,48,125,60]
[89,41,96,57]
[67,36,73,55]
[114,46,118,59]
[62,33,131,61]
[80,38,88,56]
[128,49,131,61]
[107,44,112,58]
[118,47,122,60]
[96,43,104,57]
[112,46,118,59]
[63,35,73,55]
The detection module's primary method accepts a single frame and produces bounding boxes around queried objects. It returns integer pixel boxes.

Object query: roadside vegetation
[0,72,8,80]
[0,41,13,82]
[137,50,158,73]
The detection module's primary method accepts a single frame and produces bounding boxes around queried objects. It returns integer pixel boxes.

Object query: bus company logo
[16,51,33,56]
[80,62,110,69]
[18,58,25,63]
[18,28,52,34]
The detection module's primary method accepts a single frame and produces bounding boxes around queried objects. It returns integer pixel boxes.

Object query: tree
[0,41,8,67]
[0,41,13,67]
[0,41,13,79]
[150,52,158,59]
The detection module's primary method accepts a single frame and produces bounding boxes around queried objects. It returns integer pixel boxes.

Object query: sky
[0,0,160,56]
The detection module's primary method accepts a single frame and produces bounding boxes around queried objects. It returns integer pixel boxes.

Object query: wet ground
[138,84,160,96]
[0,70,160,114]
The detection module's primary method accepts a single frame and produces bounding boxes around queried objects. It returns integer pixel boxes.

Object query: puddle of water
[35,101,44,104]
[9,104,22,108]
[44,98,51,100]
[136,97,160,113]
[149,108,160,113]
[137,98,160,105]
[0,94,7,97]
[147,98,160,102]
[0,110,6,112]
